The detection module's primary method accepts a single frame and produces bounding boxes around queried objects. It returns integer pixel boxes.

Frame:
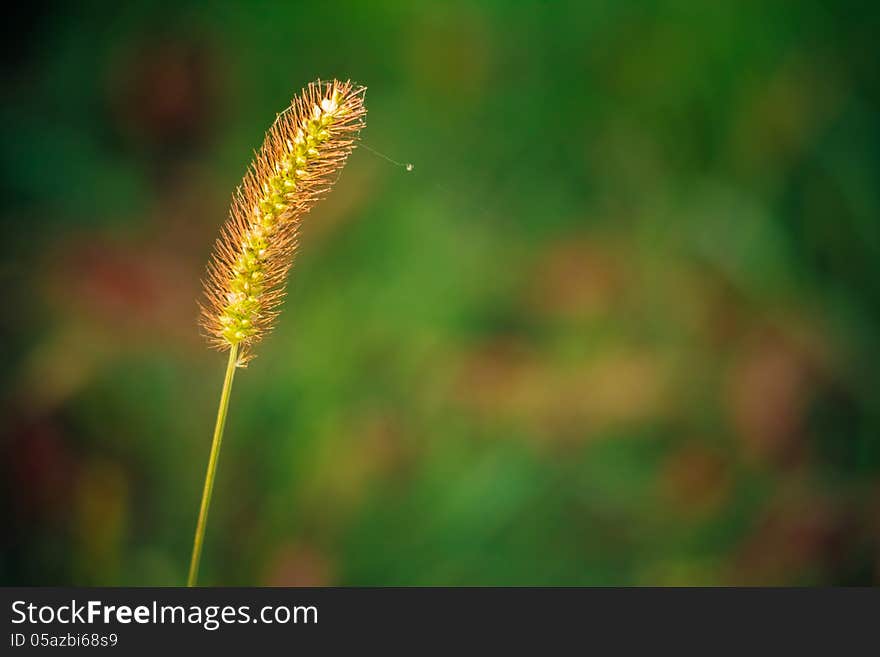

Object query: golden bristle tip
[199,79,367,365]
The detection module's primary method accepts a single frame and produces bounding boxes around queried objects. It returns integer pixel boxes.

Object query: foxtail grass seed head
[201,79,366,363]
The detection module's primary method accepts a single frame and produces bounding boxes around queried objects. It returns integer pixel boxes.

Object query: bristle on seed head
[200,79,366,362]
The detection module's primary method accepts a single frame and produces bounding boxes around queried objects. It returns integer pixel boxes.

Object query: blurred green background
[2,0,879,586]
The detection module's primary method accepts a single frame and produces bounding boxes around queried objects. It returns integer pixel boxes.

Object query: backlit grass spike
[201,79,367,363]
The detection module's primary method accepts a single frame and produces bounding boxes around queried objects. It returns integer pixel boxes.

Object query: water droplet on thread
[361,143,413,174]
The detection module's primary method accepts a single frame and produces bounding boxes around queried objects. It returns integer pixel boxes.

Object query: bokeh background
[2,1,880,586]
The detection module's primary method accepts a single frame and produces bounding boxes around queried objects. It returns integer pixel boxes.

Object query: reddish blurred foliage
[726,327,823,467]
[67,243,159,316]
[264,543,335,587]
[870,485,880,584]
[456,338,672,445]
[6,416,77,525]
[43,233,202,348]
[355,411,416,483]
[687,268,753,350]
[728,486,854,585]
[456,337,536,418]
[659,443,732,518]
[107,37,221,157]
[526,237,627,323]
